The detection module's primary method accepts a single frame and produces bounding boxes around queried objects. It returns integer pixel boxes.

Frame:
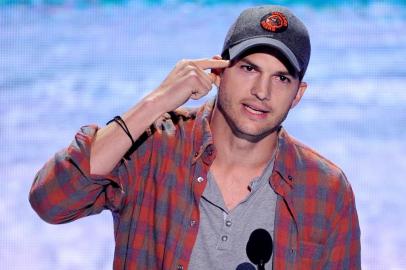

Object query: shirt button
[221,235,228,241]
[288,175,293,181]
[225,220,232,227]
[190,220,197,227]
[194,152,199,157]
[196,176,204,183]
[206,145,214,156]
[177,264,184,270]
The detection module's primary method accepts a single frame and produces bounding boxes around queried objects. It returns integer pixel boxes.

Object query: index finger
[193,59,230,70]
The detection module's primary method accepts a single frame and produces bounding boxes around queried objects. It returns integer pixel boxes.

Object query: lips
[243,103,270,115]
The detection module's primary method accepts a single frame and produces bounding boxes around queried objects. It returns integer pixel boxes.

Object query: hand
[146,58,229,113]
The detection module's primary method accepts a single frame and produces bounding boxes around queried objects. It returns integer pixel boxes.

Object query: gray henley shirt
[188,158,277,270]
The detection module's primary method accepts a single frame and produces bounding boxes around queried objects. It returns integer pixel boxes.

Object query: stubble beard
[216,92,288,143]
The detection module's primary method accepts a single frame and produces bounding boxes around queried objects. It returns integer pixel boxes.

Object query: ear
[290,81,307,109]
[211,55,226,88]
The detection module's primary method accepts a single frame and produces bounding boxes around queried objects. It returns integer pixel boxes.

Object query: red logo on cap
[260,12,288,32]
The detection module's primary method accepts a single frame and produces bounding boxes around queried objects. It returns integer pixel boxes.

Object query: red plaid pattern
[30,101,360,269]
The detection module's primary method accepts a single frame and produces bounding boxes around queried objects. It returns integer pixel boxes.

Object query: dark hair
[223,45,301,80]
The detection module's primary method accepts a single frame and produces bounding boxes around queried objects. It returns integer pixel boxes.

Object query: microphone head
[246,228,273,266]
[236,262,256,270]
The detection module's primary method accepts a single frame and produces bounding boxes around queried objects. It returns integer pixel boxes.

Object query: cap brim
[228,37,301,72]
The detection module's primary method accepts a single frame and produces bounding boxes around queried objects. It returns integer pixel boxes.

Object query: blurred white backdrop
[1,1,405,269]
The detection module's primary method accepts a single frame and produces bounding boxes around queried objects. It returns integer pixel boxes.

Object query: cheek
[272,87,299,105]
[219,72,248,98]
[220,68,246,87]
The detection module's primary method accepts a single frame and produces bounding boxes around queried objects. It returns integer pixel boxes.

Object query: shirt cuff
[66,124,123,185]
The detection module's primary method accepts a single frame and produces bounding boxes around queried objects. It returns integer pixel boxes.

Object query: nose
[251,75,271,101]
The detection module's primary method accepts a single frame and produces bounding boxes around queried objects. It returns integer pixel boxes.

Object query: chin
[231,123,280,142]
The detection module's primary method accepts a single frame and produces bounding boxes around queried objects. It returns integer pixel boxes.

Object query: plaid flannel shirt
[30,100,361,270]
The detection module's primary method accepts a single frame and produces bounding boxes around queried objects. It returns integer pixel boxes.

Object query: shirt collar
[191,99,216,165]
[190,99,300,192]
[271,127,302,194]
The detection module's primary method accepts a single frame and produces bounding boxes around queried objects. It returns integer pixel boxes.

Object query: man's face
[216,52,307,141]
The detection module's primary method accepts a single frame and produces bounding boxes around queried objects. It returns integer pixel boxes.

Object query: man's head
[221,5,311,80]
[210,6,310,142]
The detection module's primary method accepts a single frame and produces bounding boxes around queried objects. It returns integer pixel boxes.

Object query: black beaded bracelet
[106,116,135,145]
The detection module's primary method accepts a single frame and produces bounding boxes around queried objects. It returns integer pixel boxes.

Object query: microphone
[246,228,273,270]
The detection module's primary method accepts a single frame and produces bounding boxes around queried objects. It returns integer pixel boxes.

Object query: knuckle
[178,59,190,66]
[187,70,199,79]
[184,65,195,72]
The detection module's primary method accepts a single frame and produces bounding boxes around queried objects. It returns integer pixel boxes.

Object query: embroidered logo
[260,12,288,33]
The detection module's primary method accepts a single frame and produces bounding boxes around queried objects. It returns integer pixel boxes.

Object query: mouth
[243,103,269,116]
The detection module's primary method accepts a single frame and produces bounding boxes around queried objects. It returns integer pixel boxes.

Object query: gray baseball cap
[221,5,311,79]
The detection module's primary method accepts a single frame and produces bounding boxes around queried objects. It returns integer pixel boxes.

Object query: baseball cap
[221,5,311,79]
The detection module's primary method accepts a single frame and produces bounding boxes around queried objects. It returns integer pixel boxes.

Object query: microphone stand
[246,228,273,270]
[257,260,265,270]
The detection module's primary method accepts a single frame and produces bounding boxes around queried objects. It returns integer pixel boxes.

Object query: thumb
[210,55,225,88]
[209,73,221,88]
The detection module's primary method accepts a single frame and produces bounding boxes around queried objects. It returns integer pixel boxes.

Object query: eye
[278,75,291,83]
[241,64,255,72]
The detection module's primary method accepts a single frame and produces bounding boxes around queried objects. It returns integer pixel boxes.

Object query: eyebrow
[239,58,260,70]
[275,70,294,78]
[239,58,295,78]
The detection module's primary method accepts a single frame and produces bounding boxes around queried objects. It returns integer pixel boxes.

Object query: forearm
[90,95,167,175]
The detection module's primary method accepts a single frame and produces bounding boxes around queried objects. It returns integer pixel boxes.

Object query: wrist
[122,94,168,129]
[142,90,174,115]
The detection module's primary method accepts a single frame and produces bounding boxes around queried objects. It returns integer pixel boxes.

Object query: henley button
[190,220,197,227]
[194,152,199,157]
[177,264,184,270]
[221,235,228,241]
[197,176,204,183]
[225,220,232,227]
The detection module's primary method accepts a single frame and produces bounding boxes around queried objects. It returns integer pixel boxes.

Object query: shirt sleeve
[29,125,127,224]
[322,177,362,270]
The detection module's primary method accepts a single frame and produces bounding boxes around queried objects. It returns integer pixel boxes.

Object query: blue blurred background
[1,0,405,269]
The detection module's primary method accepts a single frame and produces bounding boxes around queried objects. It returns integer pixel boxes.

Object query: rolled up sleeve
[29,125,127,224]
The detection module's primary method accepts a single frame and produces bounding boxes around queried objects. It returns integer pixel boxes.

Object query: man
[29,5,361,270]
